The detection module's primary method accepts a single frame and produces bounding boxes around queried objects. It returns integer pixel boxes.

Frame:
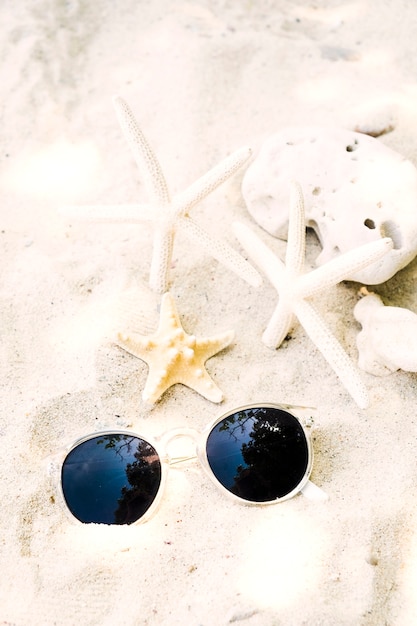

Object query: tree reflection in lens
[206,407,309,502]
[62,434,161,524]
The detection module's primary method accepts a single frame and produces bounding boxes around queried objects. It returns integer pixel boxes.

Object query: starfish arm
[173,147,252,215]
[195,329,235,360]
[60,203,155,223]
[285,181,306,274]
[233,221,287,288]
[113,96,170,205]
[141,376,174,405]
[116,331,154,359]
[157,292,183,329]
[143,365,225,404]
[179,369,225,403]
[298,238,393,298]
[262,299,295,349]
[149,227,175,293]
[180,217,262,287]
[293,299,369,409]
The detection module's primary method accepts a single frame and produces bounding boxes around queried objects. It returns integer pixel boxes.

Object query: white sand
[2,1,417,624]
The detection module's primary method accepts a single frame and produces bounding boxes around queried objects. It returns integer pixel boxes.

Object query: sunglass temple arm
[301,480,328,502]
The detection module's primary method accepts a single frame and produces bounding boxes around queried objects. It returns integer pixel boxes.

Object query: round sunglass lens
[206,406,309,502]
[61,434,161,524]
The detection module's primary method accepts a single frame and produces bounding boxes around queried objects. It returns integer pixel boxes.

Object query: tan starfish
[117,292,234,404]
[61,96,261,293]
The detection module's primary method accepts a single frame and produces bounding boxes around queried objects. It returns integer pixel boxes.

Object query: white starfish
[61,96,261,293]
[234,181,394,409]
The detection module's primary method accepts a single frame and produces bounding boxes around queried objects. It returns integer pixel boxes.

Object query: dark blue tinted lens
[61,434,161,524]
[206,406,309,502]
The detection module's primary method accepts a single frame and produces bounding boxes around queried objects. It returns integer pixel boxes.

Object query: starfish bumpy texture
[61,96,261,294]
[234,182,393,409]
[117,292,234,404]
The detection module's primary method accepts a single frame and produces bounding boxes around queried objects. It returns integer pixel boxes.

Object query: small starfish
[234,181,393,409]
[61,96,261,293]
[117,292,234,404]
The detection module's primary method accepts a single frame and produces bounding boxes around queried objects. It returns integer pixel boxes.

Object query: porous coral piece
[242,126,417,283]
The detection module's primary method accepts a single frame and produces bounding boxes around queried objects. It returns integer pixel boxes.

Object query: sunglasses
[55,403,326,525]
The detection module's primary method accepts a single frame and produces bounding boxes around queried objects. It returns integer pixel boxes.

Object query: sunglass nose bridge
[160,427,200,465]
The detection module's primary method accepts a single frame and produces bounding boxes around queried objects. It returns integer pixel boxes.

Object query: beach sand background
[2,1,417,624]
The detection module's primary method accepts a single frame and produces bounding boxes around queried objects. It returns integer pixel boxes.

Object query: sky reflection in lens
[206,407,309,502]
[61,434,161,524]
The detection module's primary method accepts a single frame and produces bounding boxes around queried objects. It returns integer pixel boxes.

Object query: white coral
[354,291,417,375]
